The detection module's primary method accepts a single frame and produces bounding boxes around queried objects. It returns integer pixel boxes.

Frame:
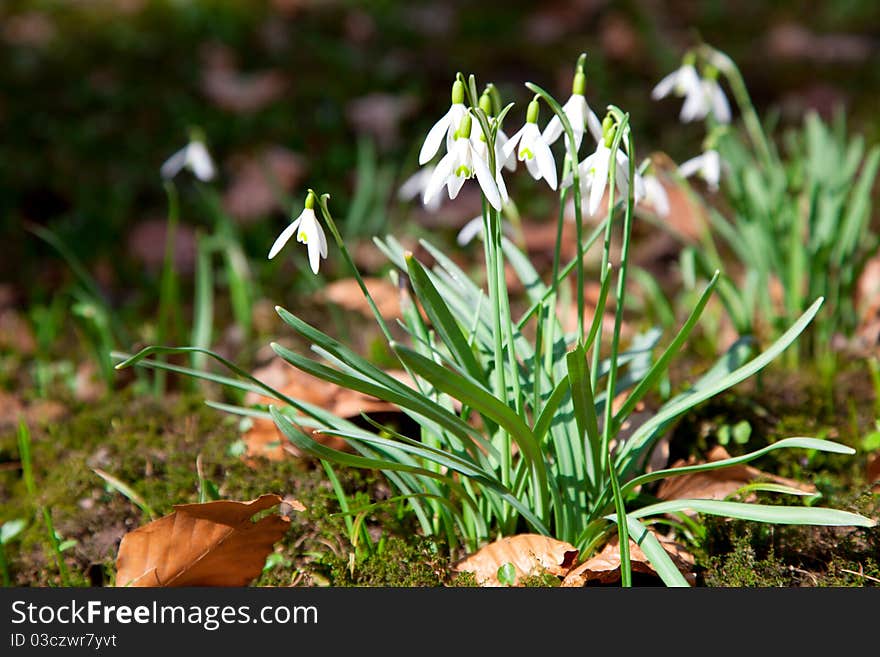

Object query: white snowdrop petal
[711,83,732,124]
[542,114,563,145]
[447,173,466,200]
[456,216,484,246]
[268,216,302,259]
[419,110,452,165]
[188,142,216,181]
[678,154,704,178]
[423,154,455,205]
[160,146,188,180]
[533,136,557,190]
[651,70,679,100]
[472,148,502,210]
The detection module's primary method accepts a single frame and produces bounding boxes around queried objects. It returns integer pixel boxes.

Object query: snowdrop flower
[423,112,503,211]
[679,68,731,124]
[398,166,443,211]
[268,191,328,274]
[653,55,731,125]
[679,149,722,191]
[636,171,670,217]
[418,79,468,165]
[570,115,631,216]
[502,97,557,190]
[160,129,216,181]
[469,91,511,203]
[456,214,516,246]
[651,56,701,106]
[543,59,602,153]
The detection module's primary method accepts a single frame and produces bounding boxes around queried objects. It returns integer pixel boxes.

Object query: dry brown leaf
[223,146,307,223]
[0,309,36,354]
[127,219,197,274]
[199,44,287,114]
[453,534,579,586]
[115,494,291,587]
[656,445,815,505]
[562,532,696,586]
[242,358,407,462]
[316,276,401,320]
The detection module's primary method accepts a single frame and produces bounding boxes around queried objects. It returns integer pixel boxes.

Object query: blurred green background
[2,0,879,316]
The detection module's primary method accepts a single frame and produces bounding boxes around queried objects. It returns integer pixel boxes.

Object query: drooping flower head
[469,89,510,204]
[571,113,633,216]
[652,53,731,125]
[418,79,468,165]
[679,149,722,192]
[160,127,216,182]
[423,112,503,211]
[268,190,328,274]
[543,54,603,154]
[635,160,670,218]
[503,97,558,190]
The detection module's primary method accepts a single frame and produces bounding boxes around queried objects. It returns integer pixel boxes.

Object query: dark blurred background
[2,0,879,311]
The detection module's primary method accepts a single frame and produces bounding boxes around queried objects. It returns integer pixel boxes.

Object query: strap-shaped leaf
[405,253,485,381]
[621,436,854,496]
[270,341,490,454]
[613,271,719,431]
[617,297,824,473]
[566,343,600,481]
[611,516,691,587]
[391,342,549,511]
[629,498,876,527]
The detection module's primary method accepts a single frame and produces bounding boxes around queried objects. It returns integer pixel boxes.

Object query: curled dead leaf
[453,534,578,587]
[656,445,815,505]
[562,532,696,586]
[115,494,291,587]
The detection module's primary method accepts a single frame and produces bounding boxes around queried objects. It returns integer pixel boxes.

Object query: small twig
[839,566,880,584]
[788,565,819,586]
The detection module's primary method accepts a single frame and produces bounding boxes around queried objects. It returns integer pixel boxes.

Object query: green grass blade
[630,499,876,527]
[622,436,853,495]
[618,297,824,472]
[613,271,719,428]
[191,234,214,374]
[621,516,690,587]
[405,253,485,380]
[566,343,600,484]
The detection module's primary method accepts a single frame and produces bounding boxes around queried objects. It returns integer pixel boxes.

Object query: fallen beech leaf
[115,494,290,587]
[317,277,401,320]
[223,147,307,223]
[562,532,696,586]
[656,445,815,504]
[0,309,36,354]
[242,358,408,462]
[127,219,197,274]
[453,534,579,586]
[199,44,287,114]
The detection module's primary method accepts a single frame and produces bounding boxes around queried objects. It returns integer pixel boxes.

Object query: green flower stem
[525,81,586,341]
[481,201,511,491]
[314,192,395,345]
[600,110,633,470]
[155,181,182,396]
[700,44,775,169]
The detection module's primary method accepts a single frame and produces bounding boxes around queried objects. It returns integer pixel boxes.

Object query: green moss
[318,536,452,587]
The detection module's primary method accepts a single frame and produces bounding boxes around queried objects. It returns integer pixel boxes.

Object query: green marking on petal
[455,165,472,178]
[298,231,308,243]
[519,147,534,161]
